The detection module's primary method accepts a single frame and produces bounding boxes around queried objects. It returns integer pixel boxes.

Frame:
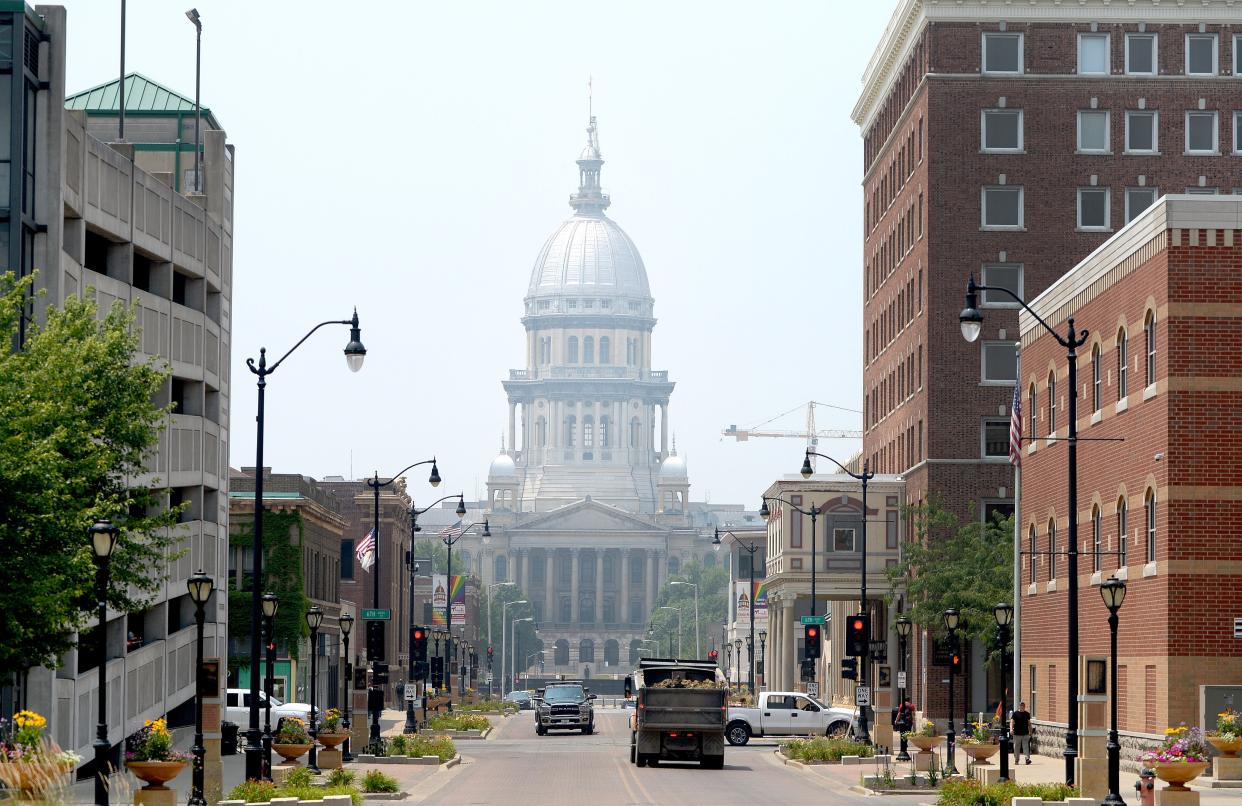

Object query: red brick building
[1019,195,1242,750]
[852,0,1242,718]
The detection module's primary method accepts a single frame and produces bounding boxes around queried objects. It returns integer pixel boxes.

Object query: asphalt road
[405,708,903,805]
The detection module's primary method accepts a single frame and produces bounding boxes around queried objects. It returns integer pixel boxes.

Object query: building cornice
[522,313,656,330]
[853,0,1242,136]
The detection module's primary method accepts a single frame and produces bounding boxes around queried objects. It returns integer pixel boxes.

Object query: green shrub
[361,769,400,793]
[459,700,519,716]
[387,734,408,755]
[227,780,278,803]
[780,736,876,763]
[326,768,356,787]
[284,766,314,787]
[426,713,490,732]
[403,735,457,762]
[936,779,1079,806]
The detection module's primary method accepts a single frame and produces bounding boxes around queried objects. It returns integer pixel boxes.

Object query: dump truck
[625,658,727,769]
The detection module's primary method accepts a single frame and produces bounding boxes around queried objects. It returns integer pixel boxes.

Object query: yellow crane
[722,401,862,470]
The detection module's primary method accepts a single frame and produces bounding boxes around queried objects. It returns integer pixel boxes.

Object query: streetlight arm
[971,282,1088,349]
[411,493,466,516]
[368,459,438,491]
[249,318,354,377]
[805,450,874,483]
[762,495,817,517]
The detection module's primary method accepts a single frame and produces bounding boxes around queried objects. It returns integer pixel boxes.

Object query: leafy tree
[479,582,535,682]
[0,274,179,681]
[650,559,730,660]
[227,508,309,669]
[884,496,1014,655]
[411,538,466,577]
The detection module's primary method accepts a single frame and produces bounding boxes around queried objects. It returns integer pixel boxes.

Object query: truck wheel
[826,721,850,738]
[582,723,593,735]
[630,743,636,764]
[536,724,546,736]
[636,753,648,768]
[726,721,751,746]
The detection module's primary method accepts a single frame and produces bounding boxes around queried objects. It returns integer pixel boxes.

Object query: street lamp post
[339,613,354,763]
[994,603,1014,783]
[659,606,682,657]
[89,519,120,806]
[434,500,472,708]
[261,593,279,779]
[502,600,528,696]
[486,582,515,696]
[943,608,961,776]
[1100,578,1127,806]
[511,617,533,692]
[187,571,214,806]
[801,450,875,744]
[715,529,760,695]
[758,630,767,691]
[745,634,754,692]
[723,642,732,685]
[305,606,324,773]
[243,312,366,781]
[733,639,742,684]
[669,581,700,658]
[183,8,201,191]
[895,617,912,762]
[961,275,1088,784]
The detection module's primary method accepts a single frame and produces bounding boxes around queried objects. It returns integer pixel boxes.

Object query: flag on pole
[439,520,466,539]
[355,528,376,572]
[1009,383,1023,468]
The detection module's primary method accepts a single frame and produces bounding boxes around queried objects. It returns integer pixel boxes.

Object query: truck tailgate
[638,689,727,731]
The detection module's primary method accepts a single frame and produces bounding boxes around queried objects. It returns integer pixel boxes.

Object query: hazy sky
[61,0,896,506]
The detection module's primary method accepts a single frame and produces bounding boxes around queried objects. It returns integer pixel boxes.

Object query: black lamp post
[244,312,365,781]
[943,608,961,776]
[183,8,201,191]
[305,606,324,773]
[895,616,912,761]
[801,449,875,744]
[187,570,213,806]
[994,603,1014,783]
[1100,578,1127,806]
[962,275,1087,784]
[89,519,120,806]
[758,629,767,690]
[733,639,742,684]
[339,612,354,762]
[722,641,732,685]
[437,499,471,710]
[261,592,279,780]
[715,529,760,696]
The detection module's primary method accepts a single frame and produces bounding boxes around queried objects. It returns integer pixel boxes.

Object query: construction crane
[722,401,862,470]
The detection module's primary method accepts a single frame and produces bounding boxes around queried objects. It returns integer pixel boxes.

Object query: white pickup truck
[725,691,856,746]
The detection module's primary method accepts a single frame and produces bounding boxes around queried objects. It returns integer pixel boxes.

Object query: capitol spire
[570,115,610,215]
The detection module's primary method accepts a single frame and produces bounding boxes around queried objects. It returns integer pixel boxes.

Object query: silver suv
[534,683,596,735]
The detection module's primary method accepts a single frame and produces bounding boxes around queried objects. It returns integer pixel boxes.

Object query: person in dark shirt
[1011,702,1032,763]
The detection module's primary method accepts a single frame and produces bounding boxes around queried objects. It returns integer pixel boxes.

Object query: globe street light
[961,274,1088,785]
[339,613,354,762]
[501,600,528,696]
[261,592,279,779]
[994,603,1014,783]
[715,529,761,695]
[305,605,324,773]
[243,311,365,781]
[895,616,913,762]
[89,518,120,806]
[943,608,961,776]
[187,570,214,806]
[1100,578,1127,806]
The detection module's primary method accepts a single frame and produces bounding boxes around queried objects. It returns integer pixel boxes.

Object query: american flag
[439,520,466,538]
[1009,383,1023,468]
[355,528,376,571]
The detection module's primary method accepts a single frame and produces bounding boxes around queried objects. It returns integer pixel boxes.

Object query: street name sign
[855,685,872,706]
[897,671,907,689]
[363,609,391,620]
[800,615,827,625]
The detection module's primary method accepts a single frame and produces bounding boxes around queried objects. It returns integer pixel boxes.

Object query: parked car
[224,688,312,727]
[725,691,855,745]
[534,683,595,735]
[503,690,534,710]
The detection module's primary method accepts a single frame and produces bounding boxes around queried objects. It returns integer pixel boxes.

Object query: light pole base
[403,701,420,734]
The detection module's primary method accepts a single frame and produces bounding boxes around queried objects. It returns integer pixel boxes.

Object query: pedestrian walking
[1011,701,1032,764]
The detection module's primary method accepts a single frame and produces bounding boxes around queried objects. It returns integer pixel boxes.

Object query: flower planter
[125,760,187,790]
[1152,761,1209,791]
[961,744,1000,764]
[0,760,73,795]
[272,742,313,764]
[317,732,349,750]
[1207,736,1242,758]
[906,734,944,752]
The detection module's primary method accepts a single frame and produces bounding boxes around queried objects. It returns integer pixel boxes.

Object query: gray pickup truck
[626,659,727,769]
[534,682,596,735]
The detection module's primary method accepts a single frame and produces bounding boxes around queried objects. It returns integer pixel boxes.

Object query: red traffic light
[807,626,819,639]
[413,628,425,640]
[708,649,719,660]
[487,646,494,657]
[851,618,864,631]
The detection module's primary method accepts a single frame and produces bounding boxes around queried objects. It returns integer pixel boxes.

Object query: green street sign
[800,615,827,625]
[362,609,391,620]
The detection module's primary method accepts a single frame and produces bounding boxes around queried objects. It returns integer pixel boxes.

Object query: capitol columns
[570,548,581,623]
[508,402,517,453]
[620,548,632,625]
[595,551,605,626]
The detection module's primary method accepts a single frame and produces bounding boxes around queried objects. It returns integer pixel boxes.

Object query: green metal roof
[66,73,220,129]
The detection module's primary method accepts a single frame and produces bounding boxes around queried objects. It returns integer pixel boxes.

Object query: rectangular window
[1125,111,1157,154]
[886,510,899,549]
[1028,529,1036,584]
[1237,35,1242,76]
[1125,188,1158,223]
[982,341,1018,384]
[1078,110,1110,153]
[1185,33,1218,76]
[340,539,354,580]
[832,528,855,552]
[1125,33,1157,75]
[1117,331,1129,399]
[1118,503,1128,567]
[981,109,1023,151]
[1049,522,1058,579]
[981,263,1023,306]
[1185,187,1220,195]
[790,506,802,548]
[1234,111,1242,154]
[983,32,1023,74]
[1078,188,1111,230]
[1146,495,1157,562]
[1093,512,1102,572]
[982,186,1023,229]
[1186,111,1219,154]
[983,418,1010,458]
[1078,33,1110,75]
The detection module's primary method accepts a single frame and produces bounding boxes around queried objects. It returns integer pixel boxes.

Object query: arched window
[1048,372,1057,433]
[1117,497,1128,567]
[494,553,509,582]
[599,337,610,364]
[1145,488,1157,562]
[583,416,595,449]
[565,415,576,447]
[1092,344,1102,413]
[554,639,570,666]
[1048,518,1058,579]
[568,336,579,363]
[579,639,595,663]
[604,639,620,666]
[583,336,595,364]
[1028,524,1036,584]
[1145,311,1156,386]
[1028,383,1038,439]
[1116,328,1128,400]
[1092,505,1101,572]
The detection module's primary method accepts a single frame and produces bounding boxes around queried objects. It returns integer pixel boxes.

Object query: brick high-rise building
[852,0,1241,717]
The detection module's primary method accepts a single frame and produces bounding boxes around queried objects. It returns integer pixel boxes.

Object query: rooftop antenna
[588,74,593,119]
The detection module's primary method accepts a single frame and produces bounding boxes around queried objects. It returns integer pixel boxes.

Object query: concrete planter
[426,728,490,741]
[353,753,456,766]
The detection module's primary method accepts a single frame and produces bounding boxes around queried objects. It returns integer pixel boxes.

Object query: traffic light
[487,646,494,659]
[846,614,869,657]
[366,620,385,661]
[804,624,822,660]
[708,649,719,662]
[412,627,428,663]
[430,656,444,688]
[950,650,963,676]
[841,657,858,681]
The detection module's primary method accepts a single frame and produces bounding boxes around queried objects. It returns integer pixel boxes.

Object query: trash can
[221,721,238,756]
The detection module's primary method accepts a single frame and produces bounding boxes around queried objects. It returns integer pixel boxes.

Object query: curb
[441,755,462,770]
[361,793,408,800]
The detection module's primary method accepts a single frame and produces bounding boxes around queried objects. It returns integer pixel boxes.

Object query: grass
[360,769,400,793]
[226,777,363,806]
[326,768,356,787]
[780,737,876,763]
[936,779,1079,806]
[402,735,457,762]
[458,701,519,716]
[425,713,491,732]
